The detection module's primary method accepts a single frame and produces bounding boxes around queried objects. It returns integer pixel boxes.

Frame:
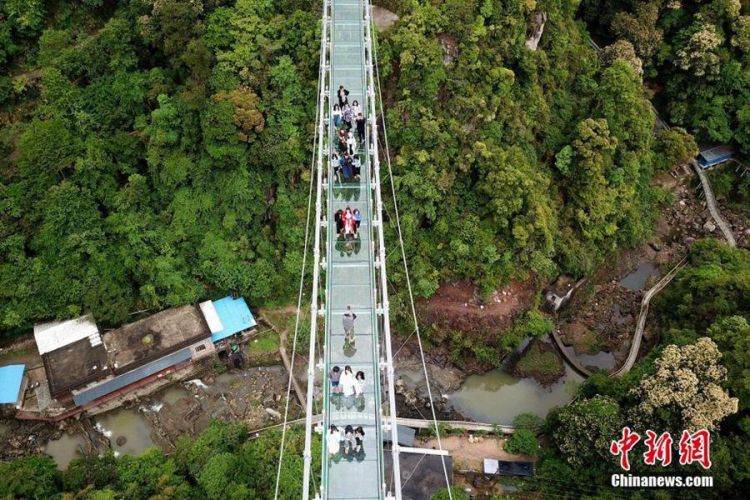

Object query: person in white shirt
[351,100,362,119]
[332,104,342,128]
[354,371,365,396]
[340,365,356,398]
[327,425,342,456]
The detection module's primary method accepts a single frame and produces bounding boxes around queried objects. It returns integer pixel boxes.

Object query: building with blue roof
[0,364,26,406]
[698,145,735,169]
[199,296,257,343]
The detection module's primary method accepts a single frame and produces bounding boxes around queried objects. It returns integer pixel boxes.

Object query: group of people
[327,363,367,459]
[327,88,370,464]
[331,152,360,182]
[331,86,366,183]
[335,207,362,240]
[333,85,366,144]
[329,365,365,398]
[327,424,366,460]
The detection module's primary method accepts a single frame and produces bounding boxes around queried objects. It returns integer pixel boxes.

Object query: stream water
[448,364,584,425]
[563,345,616,371]
[620,262,659,291]
[158,385,192,405]
[95,408,155,457]
[44,433,87,469]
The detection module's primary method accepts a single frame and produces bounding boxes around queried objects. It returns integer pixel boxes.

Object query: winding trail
[552,258,687,378]
[690,159,737,247]
[611,257,686,377]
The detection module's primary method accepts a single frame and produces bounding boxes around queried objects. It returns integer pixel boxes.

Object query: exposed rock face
[525,11,547,51]
[372,6,399,32]
[438,33,459,65]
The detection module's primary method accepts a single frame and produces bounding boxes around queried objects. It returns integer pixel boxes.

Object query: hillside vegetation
[0,0,693,336]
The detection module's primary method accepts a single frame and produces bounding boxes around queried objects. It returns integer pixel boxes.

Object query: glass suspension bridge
[294,0,443,498]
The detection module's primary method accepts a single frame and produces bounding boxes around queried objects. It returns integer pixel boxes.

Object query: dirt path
[553,258,687,378]
[418,435,533,472]
[257,307,305,407]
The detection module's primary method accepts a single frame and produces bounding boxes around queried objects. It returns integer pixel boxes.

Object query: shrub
[504,429,539,457]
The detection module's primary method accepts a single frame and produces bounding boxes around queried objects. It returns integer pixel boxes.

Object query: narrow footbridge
[300,1,407,498]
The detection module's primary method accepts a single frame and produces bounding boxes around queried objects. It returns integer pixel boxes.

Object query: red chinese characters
[610,427,712,470]
[610,427,641,471]
[643,430,673,466]
[678,429,712,470]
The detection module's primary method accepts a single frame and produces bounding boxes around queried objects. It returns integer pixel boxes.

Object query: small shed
[199,296,256,343]
[483,458,535,477]
[34,314,101,355]
[382,425,417,447]
[698,145,734,169]
[0,364,26,406]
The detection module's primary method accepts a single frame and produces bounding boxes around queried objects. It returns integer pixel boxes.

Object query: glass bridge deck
[322,0,384,498]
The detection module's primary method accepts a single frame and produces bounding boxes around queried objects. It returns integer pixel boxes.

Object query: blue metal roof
[698,145,734,168]
[211,296,256,343]
[0,364,25,404]
[73,348,192,407]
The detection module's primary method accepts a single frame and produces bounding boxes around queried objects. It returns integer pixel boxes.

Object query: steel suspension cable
[273,7,327,498]
[367,5,453,497]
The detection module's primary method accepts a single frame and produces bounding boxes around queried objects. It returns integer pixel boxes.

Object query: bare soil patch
[418,435,535,472]
[420,281,533,340]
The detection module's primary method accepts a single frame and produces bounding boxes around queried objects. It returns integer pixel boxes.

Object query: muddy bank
[141,365,291,452]
[1,363,293,467]
[417,280,534,372]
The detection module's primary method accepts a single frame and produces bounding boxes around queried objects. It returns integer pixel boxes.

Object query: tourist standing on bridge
[338,128,348,153]
[332,153,341,183]
[354,371,366,410]
[353,209,362,232]
[354,371,365,396]
[356,113,366,143]
[334,209,344,234]
[351,100,362,119]
[327,425,342,457]
[329,365,341,394]
[340,365,356,400]
[332,103,342,127]
[338,85,349,107]
[341,154,353,182]
[347,131,357,156]
[343,306,357,338]
[342,103,354,131]
[354,426,365,455]
[343,425,355,456]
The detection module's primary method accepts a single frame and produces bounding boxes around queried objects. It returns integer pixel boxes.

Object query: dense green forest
[0,0,698,336]
[581,0,750,158]
[0,0,321,333]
